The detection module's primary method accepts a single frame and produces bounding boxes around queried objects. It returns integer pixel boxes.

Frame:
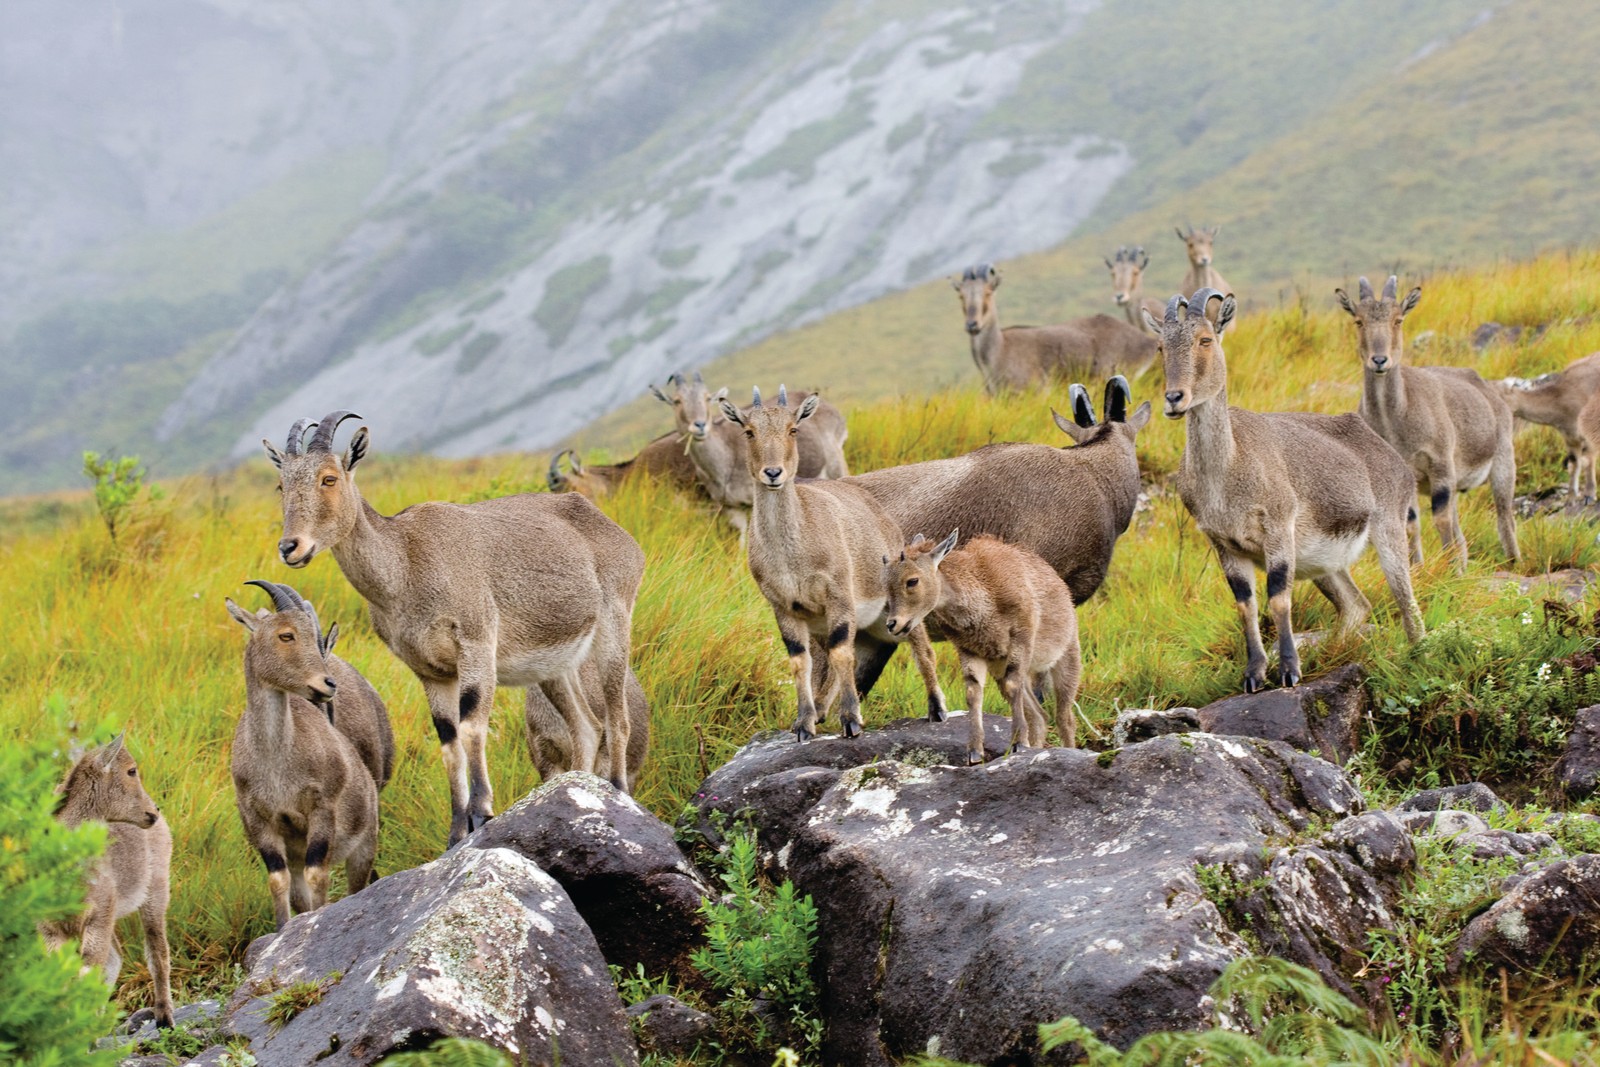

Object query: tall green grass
[3,250,1599,1015]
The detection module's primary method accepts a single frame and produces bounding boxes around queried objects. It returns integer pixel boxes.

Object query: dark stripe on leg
[432,716,458,744]
[826,622,851,649]
[459,686,481,719]
[1226,573,1253,602]
[304,838,330,869]
[1431,486,1451,512]
[1266,564,1291,599]
[1407,505,1418,523]
[782,635,806,656]
[259,848,287,874]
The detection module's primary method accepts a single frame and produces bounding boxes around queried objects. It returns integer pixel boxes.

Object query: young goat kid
[1496,352,1600,503]
[721,386,941,742]
[1337,275,1519,570]
[226,580,392,929]
[1151,289,1425,693]
[884,531,1081,766]
[42,735,174,1028]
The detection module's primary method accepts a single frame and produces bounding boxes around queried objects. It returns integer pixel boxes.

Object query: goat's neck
[1184,390,1239,483]
[1364,362,1409,423]
[242,670,297,755]
[689,426,738,498]
[330,496,410,608]
[971,316,1004,384]
[749,478,805,562]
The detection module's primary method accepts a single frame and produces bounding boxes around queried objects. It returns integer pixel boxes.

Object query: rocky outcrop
[222,846,636,1066]
[468,773,711,983]
[1111,707,1199,746]
[626,995,715,1059]
[1559,705,1600,799]
[1396,782,1506,814]
[1450,854,1600,976]
[1193,663,1366,765]
[688,721,1403,1064]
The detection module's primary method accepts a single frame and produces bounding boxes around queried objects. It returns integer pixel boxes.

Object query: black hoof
[467,812,493,834]
[927,705,948,723]
[1244,674,1263,694]
[1010,741,1022,754]
[843,720,862,739]
[794,727,814,743]
[967,749,985,766]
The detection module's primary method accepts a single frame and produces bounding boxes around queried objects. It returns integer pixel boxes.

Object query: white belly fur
[1294,529,1370,579]
[1457,461,1492,491]
[498,629,596,685]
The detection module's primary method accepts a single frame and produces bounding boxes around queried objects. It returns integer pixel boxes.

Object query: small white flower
[1521,611,1533,626]
[1536,662,1552,682]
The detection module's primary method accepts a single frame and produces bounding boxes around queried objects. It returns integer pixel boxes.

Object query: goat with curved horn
[307,410,362,454]
[1152,285,1424,694]
[264,413,646,847]
[1336,272,1519,571]
[954,258,1157,392]
[1106,246,1164,334]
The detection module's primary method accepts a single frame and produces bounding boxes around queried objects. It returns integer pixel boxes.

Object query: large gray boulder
[223,846,637,1066]
[1559,705,1600,799]
[689,722,1403,1064]
[467,773,711,983]
[1451,854,1600,976]
[1193,663,1366,765]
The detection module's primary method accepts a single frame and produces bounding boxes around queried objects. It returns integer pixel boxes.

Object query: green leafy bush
[81,451,162,545]
[0,735,119,1066]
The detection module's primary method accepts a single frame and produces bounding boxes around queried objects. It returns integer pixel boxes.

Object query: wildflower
[1536,662,1552,682]
[1520,611,1533,625]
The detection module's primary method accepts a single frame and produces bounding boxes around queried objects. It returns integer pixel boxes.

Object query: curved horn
[244,579,300,615]
[777,383,788,407]
[752,386,762,408]
[308,411,362,453]
[666,372,682,388]
[1382,275,1399,300]
[1070,383,1097,427]
[1358,276,1374,301]
[1187,288,1225,318]
[285,417,315,456]
[1105,375,1130,423]
[548,450,570,490]
[1164,295,1187,324]
[1137,248,1149,269]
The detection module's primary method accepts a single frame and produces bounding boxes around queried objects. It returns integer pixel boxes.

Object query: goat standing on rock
[1150,289,1425,693]
[265,412,645,847]
[884,530,1081,765]
[226,580,392,928]
[721,386,942,743]
[1336,275,1520,571]
[42,735,174,1028]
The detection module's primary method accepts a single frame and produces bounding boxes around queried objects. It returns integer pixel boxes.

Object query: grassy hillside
[576,0,1600,458]
[5,250,1600,1024]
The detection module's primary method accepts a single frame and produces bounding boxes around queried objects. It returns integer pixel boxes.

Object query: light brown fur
[649,372,850,530]
[42,737,174,1028]
[547,434,701,500]
[1496,352,1600,501]
[720,386,941,743]
[1176,225,1232,297]
[524,663,650,792]
[1150,288,1423,694]
[1105,246,1166,335]
[952,263,1157,392]
[226,581,392,928]
[265,411,646,848]
[1337,275,1519,570]
[885,532,1081,765]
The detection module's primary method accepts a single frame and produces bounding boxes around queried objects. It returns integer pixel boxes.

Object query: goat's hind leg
[1373,513,1426,642]
[1311,570,1371,636]
[139,880,175,1027]
[1490,440,1520,560]
[1050,639,1082,749]
[960,655,989,765]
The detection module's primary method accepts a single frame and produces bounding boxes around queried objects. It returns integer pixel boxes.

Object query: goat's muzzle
[690,421,709,440]
[310,676,338,703]
[965,320,980,335]
[279,537,315,567]
[1198,256,1212,266]
[761,467,785,489]
[1163,390,1189,418]
[142,810,159,828]
[1371,356,1390,373]
[1113,292,1129,305]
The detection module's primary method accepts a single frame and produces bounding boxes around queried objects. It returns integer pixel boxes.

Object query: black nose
[692,421,707,433]
[965,320,979,332]
[144,811,158,827]
[324,677,338,691]
[1165,390,1185,405]
[278,538,299,558]
[763,467,782,481]
[1372,355,1388,367]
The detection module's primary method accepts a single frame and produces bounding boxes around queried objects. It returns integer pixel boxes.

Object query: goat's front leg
[906,625,949,722]
[822,610,863,738]
[302,806,336,912]
[422,676,473,849]
[1262,536,1301,689]
[778,614,820,742]
[960,654,990,765]
[1489,440,1520,561]
[1426,476,1469,573]
[1214,544,1269,693]
[251,828,295,931]
[454,642,499,832]
[140,866,175,1027]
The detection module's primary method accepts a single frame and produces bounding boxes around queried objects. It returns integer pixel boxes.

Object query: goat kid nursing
[721,386,942,743]
[884,530,1081,766]
[226,580,393,929]
[1149,288,1425,693]
[42,735,174,1028]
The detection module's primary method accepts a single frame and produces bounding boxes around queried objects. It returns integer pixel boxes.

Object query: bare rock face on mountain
[467,773,712,984]
[1193,663,1366,765]
[687,720,1406,1063]
[222,846,636,1066]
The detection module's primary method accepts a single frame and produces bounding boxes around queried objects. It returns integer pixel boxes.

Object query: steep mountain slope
[576,0,1600,454]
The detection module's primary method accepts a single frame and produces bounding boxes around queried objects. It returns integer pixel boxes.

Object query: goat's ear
[931,528,959,565]
[1103,256,1114,270]
[719,399,744,425]
[1051,408,1093,445]
[225,597,260,632]
[324,622,340,653]
[987,268,1001,290]
[1400,286,1422,316]
[1126,401,1153,433]
[345,427,369,470]
[263,439,286,469]
[949,276,962,291]
[1334,288,1358,318]
[648,384,673,404]
[1140,306,1163,333]
[1174,226,1187,240]
[797,394,821,422]
[712,387,729,402]
[1214,295,1237,336]
[98,732,127,771]
[1207,225,1220,238]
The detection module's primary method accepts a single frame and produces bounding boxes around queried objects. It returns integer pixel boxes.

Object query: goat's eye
[788,427,799,436]
[127,767,137,777]
[1200,337,1212,346]
[744,430,754,439]
[322,475,337,486]
[906,578,919,588]
[279,632,294,643]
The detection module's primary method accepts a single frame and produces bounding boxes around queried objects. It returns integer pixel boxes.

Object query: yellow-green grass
[4,250,1600,1012]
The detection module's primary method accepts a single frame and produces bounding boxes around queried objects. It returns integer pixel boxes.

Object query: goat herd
[42,230,1600,1034]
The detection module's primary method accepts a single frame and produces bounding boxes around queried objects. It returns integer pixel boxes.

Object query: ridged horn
[284,417,315,456]
[1358,276,1374,301]
[245,579,301,615]
[1383,275,1399,300]
[1164,295,1187,323]
[1187,288,1225,318]
[307,411,361,453]
[548,450,570,490]
[752,386,762,408]
[777,383,788,407]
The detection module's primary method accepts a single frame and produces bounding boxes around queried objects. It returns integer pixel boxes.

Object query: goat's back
[1241,409,1417,522]
[328,653,395,790]
[1003,316,1156,381]
[632,432,703,488]
[848,429,1140,603]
